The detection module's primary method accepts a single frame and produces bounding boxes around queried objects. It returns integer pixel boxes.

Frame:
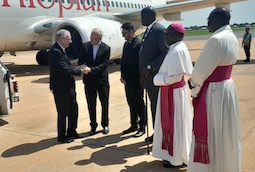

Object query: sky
[161,0,255,27]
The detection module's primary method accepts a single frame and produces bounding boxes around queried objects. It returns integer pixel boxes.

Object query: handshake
[79,65,91,75]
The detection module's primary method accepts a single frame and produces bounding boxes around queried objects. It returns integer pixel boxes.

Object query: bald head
[90,28,103,46]
[207,7,231,33]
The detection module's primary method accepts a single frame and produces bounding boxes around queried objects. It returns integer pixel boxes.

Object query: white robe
[188,25,242,172]
[152,41,193,166]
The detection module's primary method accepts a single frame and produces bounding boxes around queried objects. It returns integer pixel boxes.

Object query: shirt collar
[57,42,66,53]
[212,25,231,35]
[92,42,101,47]
[169,41,182,50]
[128,36,136,44]
[147,20,157,31]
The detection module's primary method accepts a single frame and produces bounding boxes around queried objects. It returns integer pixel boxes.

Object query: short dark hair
[121,22,134,31]
[212,7,231,25]
[142,7,156,18]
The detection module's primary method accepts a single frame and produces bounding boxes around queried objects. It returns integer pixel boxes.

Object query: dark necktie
[142,28,149,42]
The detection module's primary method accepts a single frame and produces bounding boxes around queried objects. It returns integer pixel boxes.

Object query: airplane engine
[51,16,125,64]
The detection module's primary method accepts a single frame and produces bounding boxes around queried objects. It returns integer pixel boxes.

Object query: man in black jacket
[78,28,111,135]
[139,7,169,142]
[120,22,146,137]
[48,29,84,143]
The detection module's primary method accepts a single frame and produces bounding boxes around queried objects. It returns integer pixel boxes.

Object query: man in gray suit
[139,7,169,142]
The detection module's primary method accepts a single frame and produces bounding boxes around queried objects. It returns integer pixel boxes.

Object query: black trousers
[146,83,159,128]
[125,84,146,128]
[53,91,78,139]
[244,45,251,61]
[85,77,109,129]
[140,74,159,128]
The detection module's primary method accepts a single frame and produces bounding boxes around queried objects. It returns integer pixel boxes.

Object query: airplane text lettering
[1,0,110,18]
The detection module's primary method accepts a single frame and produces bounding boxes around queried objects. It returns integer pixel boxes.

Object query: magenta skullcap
[171,22,185,33]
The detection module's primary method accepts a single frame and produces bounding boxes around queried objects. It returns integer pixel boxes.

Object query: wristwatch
[147,65,152,70]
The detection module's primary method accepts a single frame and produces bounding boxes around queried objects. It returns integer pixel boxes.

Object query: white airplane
[0,0,245,65]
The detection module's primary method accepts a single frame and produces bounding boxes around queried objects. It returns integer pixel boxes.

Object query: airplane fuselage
[0,0,165,54]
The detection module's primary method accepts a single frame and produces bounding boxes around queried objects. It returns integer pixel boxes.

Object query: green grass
[184,30,210,36]
[138,27,255,37]
[185,27,255,36]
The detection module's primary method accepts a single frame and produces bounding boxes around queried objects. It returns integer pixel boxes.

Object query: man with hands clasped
[78,28,111,136]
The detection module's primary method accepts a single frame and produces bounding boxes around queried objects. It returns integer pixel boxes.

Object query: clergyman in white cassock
[187,8,242,172]
[152,23,193,167]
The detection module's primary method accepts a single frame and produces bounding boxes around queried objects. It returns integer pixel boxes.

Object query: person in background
[187,8,242,172]
[78,28,111,136]
[152,23,193,169]
[139,7,169,143]
[242,27,252,62]
[48,29,84,143]
[120,22,146,137]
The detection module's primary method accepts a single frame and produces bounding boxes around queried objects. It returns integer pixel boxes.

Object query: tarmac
[0,35,254,172]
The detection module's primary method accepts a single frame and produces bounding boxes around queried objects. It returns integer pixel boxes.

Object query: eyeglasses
[62,38,72,41]
[122,30,130,36]
[90,37,100,40]
[122,31,129,36]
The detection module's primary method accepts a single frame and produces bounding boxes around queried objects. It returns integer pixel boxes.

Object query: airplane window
[111,1,114,7]
[123,2,126,8]
[48,0,51,2]
[93,0,96,5]
[138,4,140,9]
[107,1,110,6]
[102,0,105,6]
[74,0,77,4]
[87,0,90,5]
[131,3,133,8]
[115,2,118,7]
[120,2,122,8]
[97,0,101,6]
[135,4,137,9]
[127,3,130,8]
[55,0,58,2]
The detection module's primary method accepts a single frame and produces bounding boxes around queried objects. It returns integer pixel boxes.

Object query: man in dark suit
[48,29,84,143]
[78,28,111,135]
[139,7,169,142]
[120,22,146,137]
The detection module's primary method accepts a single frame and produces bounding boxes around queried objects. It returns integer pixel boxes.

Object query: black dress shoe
[145,135,153,143]
[68,133,84,139]
[102,126,109,134]
[89,128,96,136]
[58,137,74,143]
[243,59,250,62]
[122,126,138,134]
[163,162,183,168]
[134,128,145,137]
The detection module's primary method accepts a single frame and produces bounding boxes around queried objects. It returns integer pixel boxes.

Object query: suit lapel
[88,44,94,63]
[146,23,156,39]
[55,43,71,65]
[94,43,103,63]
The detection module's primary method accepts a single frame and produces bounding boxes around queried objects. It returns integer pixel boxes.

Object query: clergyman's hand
[141,68,150,79]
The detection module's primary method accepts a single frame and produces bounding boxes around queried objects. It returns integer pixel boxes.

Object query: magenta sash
[192,65,233,164]
[160,76,186,156]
